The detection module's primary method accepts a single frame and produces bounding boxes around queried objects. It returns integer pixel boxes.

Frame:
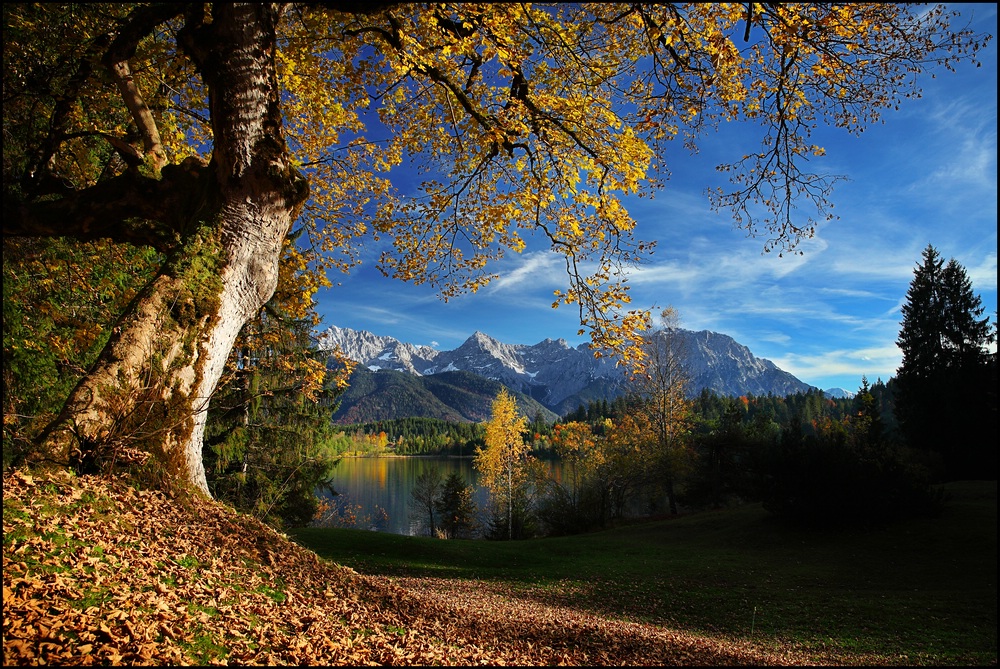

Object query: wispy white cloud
[771,344,903,389]
[928,137,997,190]
[486,251,565,294]
[968,252,998,293]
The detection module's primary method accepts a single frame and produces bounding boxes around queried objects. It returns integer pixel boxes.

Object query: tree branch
[3,159,215,252]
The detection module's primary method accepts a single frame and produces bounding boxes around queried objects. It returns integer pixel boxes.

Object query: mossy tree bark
[20,5,307,494]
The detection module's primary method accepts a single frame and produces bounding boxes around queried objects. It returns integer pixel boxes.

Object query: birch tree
[475,388,530,540]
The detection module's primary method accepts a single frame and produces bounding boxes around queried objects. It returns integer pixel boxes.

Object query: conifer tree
[940,258,993,369]
[435,472,478,539]
[895,245,996,478]
[203,305,344,528]
[897,245,947,380]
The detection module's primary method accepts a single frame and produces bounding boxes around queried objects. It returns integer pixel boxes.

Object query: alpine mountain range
[317,326,852,423]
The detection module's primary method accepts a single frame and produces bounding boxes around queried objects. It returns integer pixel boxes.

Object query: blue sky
[312,4,997,393]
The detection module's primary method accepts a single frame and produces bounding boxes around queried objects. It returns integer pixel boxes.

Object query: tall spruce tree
[897,245,947,380]
[895,245,996,479]
[940,258,993,369]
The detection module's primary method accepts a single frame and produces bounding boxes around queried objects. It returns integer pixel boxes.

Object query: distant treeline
[562,386,874,436]
[333,417,486,456]
[338,385,878,458]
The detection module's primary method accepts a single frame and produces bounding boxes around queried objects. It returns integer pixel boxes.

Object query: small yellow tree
[475,389,530,540]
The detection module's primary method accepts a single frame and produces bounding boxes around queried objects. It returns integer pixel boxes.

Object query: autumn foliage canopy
[2,3,989,491]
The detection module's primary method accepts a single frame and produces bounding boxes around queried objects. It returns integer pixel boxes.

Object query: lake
[316,456,564,536]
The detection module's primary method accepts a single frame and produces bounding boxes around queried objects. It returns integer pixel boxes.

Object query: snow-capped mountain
[318,326,816,416]
[320,325,440,375]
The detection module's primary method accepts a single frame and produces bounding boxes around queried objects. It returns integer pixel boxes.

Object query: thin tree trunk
[665,476,678,516]
[507,457,513,540]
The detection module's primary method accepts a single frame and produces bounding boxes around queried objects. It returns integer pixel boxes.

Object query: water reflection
[316,457,488,536]
[316,456,563,536]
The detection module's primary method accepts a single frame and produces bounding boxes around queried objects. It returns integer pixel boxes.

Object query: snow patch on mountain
[317,325,815,413]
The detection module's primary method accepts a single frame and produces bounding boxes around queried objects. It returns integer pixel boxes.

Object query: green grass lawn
[291,481,997,665]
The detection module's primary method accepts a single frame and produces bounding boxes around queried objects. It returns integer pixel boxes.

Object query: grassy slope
[4,468,995,665]
[292,481,997,666]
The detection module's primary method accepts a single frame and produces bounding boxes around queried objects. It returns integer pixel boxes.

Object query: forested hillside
[332,368,558,425]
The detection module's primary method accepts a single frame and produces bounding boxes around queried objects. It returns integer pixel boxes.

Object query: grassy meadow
[291,480,997,665]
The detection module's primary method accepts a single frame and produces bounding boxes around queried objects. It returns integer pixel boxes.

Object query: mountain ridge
[330,367,559,425]
[318,326,839,420]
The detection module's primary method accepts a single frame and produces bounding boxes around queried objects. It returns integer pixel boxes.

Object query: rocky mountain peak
[317,325,815,415]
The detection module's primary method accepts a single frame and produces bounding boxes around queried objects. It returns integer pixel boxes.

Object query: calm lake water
[317,456,564,536]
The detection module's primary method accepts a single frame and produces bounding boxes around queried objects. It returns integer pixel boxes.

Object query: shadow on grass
[290,481,997,665]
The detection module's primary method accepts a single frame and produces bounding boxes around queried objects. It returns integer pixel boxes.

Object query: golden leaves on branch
[267,4,986,363]
[277,4,665,365]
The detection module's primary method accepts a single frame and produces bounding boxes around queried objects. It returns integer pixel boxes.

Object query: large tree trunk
[47,5,306,495]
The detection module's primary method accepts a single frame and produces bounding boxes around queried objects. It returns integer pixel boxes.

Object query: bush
[435,472,479,539]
